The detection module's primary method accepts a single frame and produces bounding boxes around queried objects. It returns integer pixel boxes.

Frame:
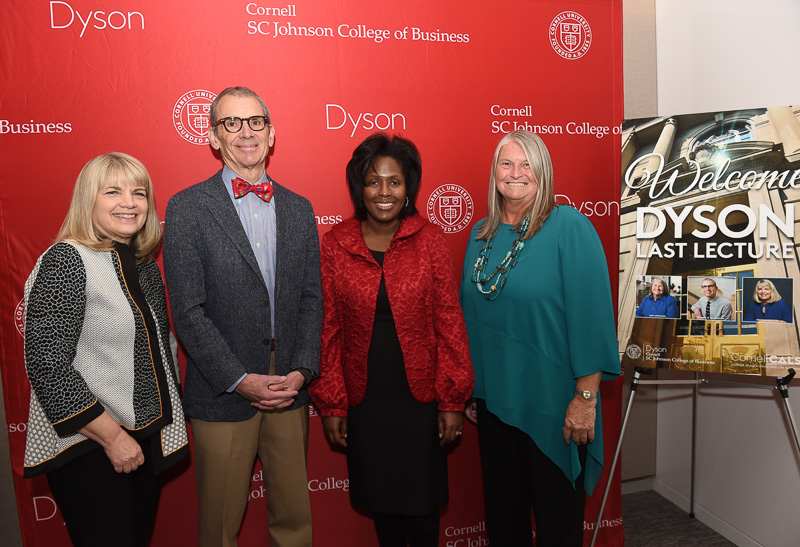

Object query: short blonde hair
[477,130,557,241]
[56,153,161,262]
[753,279,782,303]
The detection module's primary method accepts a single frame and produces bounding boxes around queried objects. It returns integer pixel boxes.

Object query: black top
[344,250,448,515]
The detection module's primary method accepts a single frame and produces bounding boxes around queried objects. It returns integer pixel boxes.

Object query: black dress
[346,250,448,516]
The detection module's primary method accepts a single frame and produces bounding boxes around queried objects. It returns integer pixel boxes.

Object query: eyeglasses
[701,285,716,289]
[213,116,270,133]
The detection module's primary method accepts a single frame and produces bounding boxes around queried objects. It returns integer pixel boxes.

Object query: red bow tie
[232,177,273,202]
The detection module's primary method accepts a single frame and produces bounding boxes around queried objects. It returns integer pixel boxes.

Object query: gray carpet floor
[621,490,736,546]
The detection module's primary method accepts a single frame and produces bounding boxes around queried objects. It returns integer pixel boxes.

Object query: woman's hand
[564,372,602,445]
[78,412,144,473]
[103,429,145,473]
[322,416,348,448]
[464,399,478,425]
[563,397,596,445]
[438,411,463,446]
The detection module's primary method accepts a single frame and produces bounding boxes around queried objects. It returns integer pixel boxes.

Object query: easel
[589,366,800,547]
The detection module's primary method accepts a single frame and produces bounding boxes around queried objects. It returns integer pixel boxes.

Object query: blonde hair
[477,130,557,241]
[752,279,782,303]
[56,153,161,263]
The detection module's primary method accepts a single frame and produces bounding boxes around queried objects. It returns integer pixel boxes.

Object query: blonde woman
[744,279,792,322]
[22,153,188,546]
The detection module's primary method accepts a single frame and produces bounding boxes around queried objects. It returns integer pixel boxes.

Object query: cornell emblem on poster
[173,90,217,145]
[549,12,592,60]
[427,185,473,233]
[625,344,642,360]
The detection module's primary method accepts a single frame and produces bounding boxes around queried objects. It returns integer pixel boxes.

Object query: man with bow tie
[163,86,322,547]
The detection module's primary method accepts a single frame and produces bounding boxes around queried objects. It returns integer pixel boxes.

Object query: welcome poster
[617,106,800,376]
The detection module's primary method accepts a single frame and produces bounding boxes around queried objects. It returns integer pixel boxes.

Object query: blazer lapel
[201,174,264,284]
[273,183,291,306]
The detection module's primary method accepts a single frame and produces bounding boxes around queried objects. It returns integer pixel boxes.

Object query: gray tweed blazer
[163,170,322,421]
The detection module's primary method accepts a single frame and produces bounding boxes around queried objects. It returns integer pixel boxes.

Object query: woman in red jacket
[309,133,474,547]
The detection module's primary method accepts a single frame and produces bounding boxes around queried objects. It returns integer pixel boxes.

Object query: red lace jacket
[308,214,474,417]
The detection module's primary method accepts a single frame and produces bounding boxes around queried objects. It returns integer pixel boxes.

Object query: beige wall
[620,0,659,487]
[655,0,800,115]
[623,0,658,120]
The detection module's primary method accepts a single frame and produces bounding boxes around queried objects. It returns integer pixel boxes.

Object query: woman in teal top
[460,131,620,546]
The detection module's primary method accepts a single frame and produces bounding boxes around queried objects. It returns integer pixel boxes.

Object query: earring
[405,196,410,207]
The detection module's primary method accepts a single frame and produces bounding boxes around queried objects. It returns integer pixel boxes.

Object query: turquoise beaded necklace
[471,216,529,300]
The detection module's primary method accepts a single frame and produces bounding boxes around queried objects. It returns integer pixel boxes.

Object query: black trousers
[373,511,440,547]
[46,438,161,547]
[476,399,586,547]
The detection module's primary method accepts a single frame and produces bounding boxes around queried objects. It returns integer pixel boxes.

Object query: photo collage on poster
[633,275,794,324]
[618,106,800,376]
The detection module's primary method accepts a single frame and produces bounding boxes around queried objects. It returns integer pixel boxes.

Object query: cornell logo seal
[625,344,642,360]
[427,184,473,234]
[173,90,217,145]
[549,11,592,60]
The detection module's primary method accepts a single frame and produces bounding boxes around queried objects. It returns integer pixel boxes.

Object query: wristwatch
[575,389,598,400]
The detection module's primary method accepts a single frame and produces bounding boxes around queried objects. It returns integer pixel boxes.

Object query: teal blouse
[460,206,620,494]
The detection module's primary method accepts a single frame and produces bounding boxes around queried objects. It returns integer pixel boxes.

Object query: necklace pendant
[472,216,530,300]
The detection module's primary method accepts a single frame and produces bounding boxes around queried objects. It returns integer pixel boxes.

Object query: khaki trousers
[191,358,311,547]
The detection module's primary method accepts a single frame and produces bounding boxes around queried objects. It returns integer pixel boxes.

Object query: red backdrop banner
[0,0,624,544]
